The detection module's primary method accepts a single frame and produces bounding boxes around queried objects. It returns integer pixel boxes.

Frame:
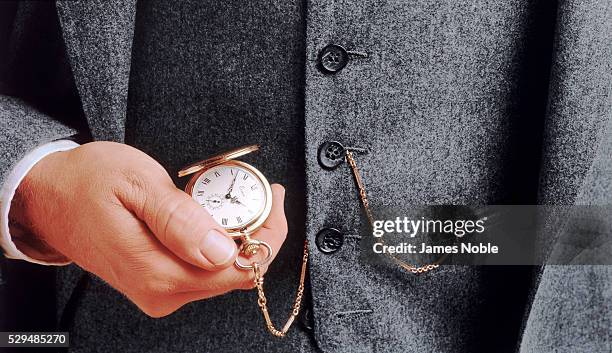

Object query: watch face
[191,164,267,229]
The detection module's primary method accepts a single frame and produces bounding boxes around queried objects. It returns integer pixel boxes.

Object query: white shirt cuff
[0,140,80,265]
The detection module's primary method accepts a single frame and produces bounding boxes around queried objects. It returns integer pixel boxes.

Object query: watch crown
[239,234,262,257]
[243,242,260,256]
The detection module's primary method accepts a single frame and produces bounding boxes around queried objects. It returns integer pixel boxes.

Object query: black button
[318,141,345,170]
[316,228,344,254]
[318,44,349,74]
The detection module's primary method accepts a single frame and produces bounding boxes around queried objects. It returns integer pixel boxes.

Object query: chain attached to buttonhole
[249,147,440,338]
[345,150,440,274]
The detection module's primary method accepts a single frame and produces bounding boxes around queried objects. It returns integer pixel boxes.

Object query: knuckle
[154,195,182,244]
[156,195,196,245]
[121,169,150,201]
[109,168,150,214]
[155,195,215,254]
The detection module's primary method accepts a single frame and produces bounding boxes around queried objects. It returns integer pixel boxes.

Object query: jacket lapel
[56,0,137,142]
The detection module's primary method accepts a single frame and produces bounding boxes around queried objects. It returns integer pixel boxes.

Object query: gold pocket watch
[178,145,273,269]
[179,145,310,338]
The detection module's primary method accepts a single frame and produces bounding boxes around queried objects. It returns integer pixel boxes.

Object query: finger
[122,177,238,271]
[262,184,288,234]
[124,238,267,295]
[137,249,256,293]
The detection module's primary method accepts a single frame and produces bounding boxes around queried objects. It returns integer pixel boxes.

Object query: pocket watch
[179,145,309,338]
[178,145,273,269]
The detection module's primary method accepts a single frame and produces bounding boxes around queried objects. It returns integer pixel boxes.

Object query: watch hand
[226,170,239,199]
[230,196,243,205]
[230,197,253,212]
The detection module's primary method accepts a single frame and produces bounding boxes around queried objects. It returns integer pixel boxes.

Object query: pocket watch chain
[250,149,437,338]
[345,150,439,274]
[251,240,308,337]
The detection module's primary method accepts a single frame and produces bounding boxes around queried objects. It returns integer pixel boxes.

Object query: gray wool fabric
[56,0,136,142]
[1,0,611,352]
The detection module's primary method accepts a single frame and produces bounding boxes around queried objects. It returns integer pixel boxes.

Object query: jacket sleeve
[0,95,77,187]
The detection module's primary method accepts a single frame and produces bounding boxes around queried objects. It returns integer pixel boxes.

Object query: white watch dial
[191,164,266,229]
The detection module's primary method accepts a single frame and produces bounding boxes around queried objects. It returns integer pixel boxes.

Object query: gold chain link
[345,150,440,274]
[252,240,309,337]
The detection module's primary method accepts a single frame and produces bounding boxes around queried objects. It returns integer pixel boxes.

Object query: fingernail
[200,230,236,266]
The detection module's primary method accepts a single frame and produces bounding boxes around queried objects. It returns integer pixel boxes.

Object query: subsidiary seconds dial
[192,163,266,229]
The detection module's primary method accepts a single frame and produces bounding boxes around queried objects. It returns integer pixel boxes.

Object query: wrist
[8,150,71,263]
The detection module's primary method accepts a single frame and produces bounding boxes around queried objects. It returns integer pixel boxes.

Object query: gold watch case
[179,145,273,238]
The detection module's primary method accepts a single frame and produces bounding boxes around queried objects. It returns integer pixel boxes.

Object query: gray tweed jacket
[1,1,611,352]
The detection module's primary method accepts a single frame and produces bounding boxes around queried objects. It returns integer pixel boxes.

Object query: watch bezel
[184,160,273,238]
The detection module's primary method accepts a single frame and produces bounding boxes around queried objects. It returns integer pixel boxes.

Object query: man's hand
[9,142,288,317]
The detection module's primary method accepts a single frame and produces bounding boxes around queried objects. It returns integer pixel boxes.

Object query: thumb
[125,179,238,271]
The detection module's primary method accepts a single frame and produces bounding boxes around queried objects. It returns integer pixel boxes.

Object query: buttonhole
[346,50,369,59]
[334,309,374,318]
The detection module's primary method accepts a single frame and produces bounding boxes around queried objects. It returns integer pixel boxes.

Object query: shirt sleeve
[0,140,80,266]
